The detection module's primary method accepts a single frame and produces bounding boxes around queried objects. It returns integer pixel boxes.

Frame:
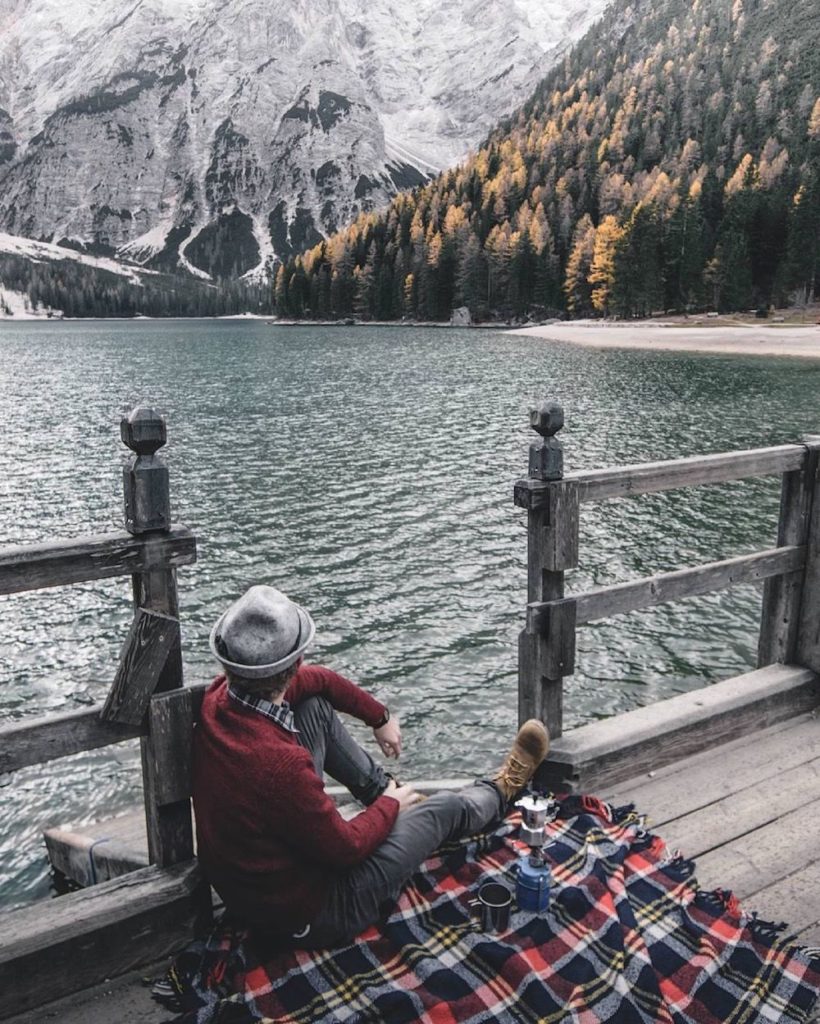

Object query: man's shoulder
[200,675,228,711]
[295,663,348,684]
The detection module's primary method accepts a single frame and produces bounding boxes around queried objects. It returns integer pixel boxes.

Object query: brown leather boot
[492,719,550,802]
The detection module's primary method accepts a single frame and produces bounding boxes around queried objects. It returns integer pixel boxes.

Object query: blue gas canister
[516,853,551,913]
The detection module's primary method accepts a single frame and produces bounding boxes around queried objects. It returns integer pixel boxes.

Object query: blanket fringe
[747,911,789,941]
[696,888,741,916]
[664,853,696,881]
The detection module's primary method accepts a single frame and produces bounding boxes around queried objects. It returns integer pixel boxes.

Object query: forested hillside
[275,0,820,321]
[0,252,273,318]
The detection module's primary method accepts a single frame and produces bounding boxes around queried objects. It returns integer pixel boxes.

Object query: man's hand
[374,716,402,759]
[383,779,424,811]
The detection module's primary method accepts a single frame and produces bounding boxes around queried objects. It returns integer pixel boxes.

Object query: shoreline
[507,322,820,359]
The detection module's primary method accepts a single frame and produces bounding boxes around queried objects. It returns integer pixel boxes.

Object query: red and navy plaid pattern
[163,795,820,1023]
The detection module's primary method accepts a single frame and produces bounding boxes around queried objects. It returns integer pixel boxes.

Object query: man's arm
[285,664,387,727]
[273,748,399,867]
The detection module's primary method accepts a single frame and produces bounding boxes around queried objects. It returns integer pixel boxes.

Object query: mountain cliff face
[0,0,608,279]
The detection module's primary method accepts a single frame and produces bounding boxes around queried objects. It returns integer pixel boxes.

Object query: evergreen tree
[564,216,597,316]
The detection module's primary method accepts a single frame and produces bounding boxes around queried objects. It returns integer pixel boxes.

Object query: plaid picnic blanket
[161,795,820,1023]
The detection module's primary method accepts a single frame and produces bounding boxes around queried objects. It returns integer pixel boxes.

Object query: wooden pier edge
[0,861,209,1020]
[537,663,820,793]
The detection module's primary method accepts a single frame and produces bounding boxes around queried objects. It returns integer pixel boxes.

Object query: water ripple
[1,322,819,908]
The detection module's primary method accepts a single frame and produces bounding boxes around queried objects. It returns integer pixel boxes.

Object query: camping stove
[514,794,558,914]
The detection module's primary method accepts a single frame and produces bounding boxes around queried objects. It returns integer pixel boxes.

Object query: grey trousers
[293,696,505,948]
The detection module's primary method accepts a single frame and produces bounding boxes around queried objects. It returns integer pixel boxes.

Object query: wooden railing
[0,405,198,868]
[515,401,820,740]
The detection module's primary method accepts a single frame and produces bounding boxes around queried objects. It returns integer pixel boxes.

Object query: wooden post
[514,401,579,737]
[121,405,193,867]
[758,442,820,666]
[793,439,820,673]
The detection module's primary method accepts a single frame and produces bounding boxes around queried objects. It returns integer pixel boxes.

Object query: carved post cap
[121,405,167,456]
[527,400,564,482]
[121,404,170,534]
[529,400,564,437]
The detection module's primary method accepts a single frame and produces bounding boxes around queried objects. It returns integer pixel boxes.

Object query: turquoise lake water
[1,319,819,908]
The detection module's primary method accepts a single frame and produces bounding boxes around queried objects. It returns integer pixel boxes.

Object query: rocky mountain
[0,230,273,317]
[0,0,608,280]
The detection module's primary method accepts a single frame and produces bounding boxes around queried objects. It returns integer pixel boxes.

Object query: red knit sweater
[192,666,399,935]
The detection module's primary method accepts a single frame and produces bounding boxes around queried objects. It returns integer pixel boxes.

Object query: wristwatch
[374,708,390,728]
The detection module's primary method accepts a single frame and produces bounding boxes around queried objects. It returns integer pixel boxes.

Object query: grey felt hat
[209,585,316,679]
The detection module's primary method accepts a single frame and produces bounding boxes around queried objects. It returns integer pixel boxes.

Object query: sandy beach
[508,321,820,359]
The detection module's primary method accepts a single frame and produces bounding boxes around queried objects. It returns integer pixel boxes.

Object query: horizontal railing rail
[0,684,208,776]
[571,444,806,502]
[528,544,802,630]
[0,527,197,596]
[514,444,807,511]
[528,545,805,632]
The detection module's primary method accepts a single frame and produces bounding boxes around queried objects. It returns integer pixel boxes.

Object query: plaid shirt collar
[227,680,299,733]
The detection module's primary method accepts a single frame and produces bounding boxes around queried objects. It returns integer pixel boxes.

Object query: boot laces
[494,754,530,790]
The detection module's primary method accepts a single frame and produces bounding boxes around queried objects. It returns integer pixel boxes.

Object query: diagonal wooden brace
[100,608,181,725]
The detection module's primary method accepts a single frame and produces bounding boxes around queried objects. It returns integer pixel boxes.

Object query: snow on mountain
[0,0,609,279]
[0,230,154,283]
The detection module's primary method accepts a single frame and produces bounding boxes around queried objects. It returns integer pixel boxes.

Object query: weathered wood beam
[0,683,208,777]
[538,663,820,794]
[516,400,578,738]
[758,448,819,666]
[795,440,820,674]
[0,861,208,1019]
[0,528,196,596]
[529,545,805,631]
[120,405,195,871]
[570,444,805,504]
[100,608,181,725]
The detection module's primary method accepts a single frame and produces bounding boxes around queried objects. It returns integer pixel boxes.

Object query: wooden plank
[3,959,173,1024]
[100,609,180,725]
[739,859,820,941]
[0,861,207,1019]
[0,682,208,776]
[540,664,820,793]
[603,713,820,822]
[657,756,820,859]
[797,443,820,673]
[569,444,805,503]
[695,796,820,901]
[44,828,149,887]
[530,546,805,629]
[145,690,194,808]
[544,481,580,572]
[0,528,196,596]
[519,482,580,738]
[759,458,817,665]
[42,779,475,889]
[142,691,194,866]
[541,599,577,677]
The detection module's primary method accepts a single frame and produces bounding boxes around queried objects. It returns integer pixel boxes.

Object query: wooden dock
[4,399,820,1018]
[10,710,820,1024]
[604,710,820,948]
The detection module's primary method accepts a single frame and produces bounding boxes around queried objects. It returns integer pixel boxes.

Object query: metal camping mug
[469,881,513,934]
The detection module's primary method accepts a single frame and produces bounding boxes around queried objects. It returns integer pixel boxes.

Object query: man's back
[192,669,398,935]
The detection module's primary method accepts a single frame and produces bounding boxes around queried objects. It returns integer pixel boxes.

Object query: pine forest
[274,0,820,322]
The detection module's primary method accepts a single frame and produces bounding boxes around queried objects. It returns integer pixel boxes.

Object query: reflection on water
[1,320,819,908]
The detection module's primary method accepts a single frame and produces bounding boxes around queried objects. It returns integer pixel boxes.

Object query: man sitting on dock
[192,584,549,948]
